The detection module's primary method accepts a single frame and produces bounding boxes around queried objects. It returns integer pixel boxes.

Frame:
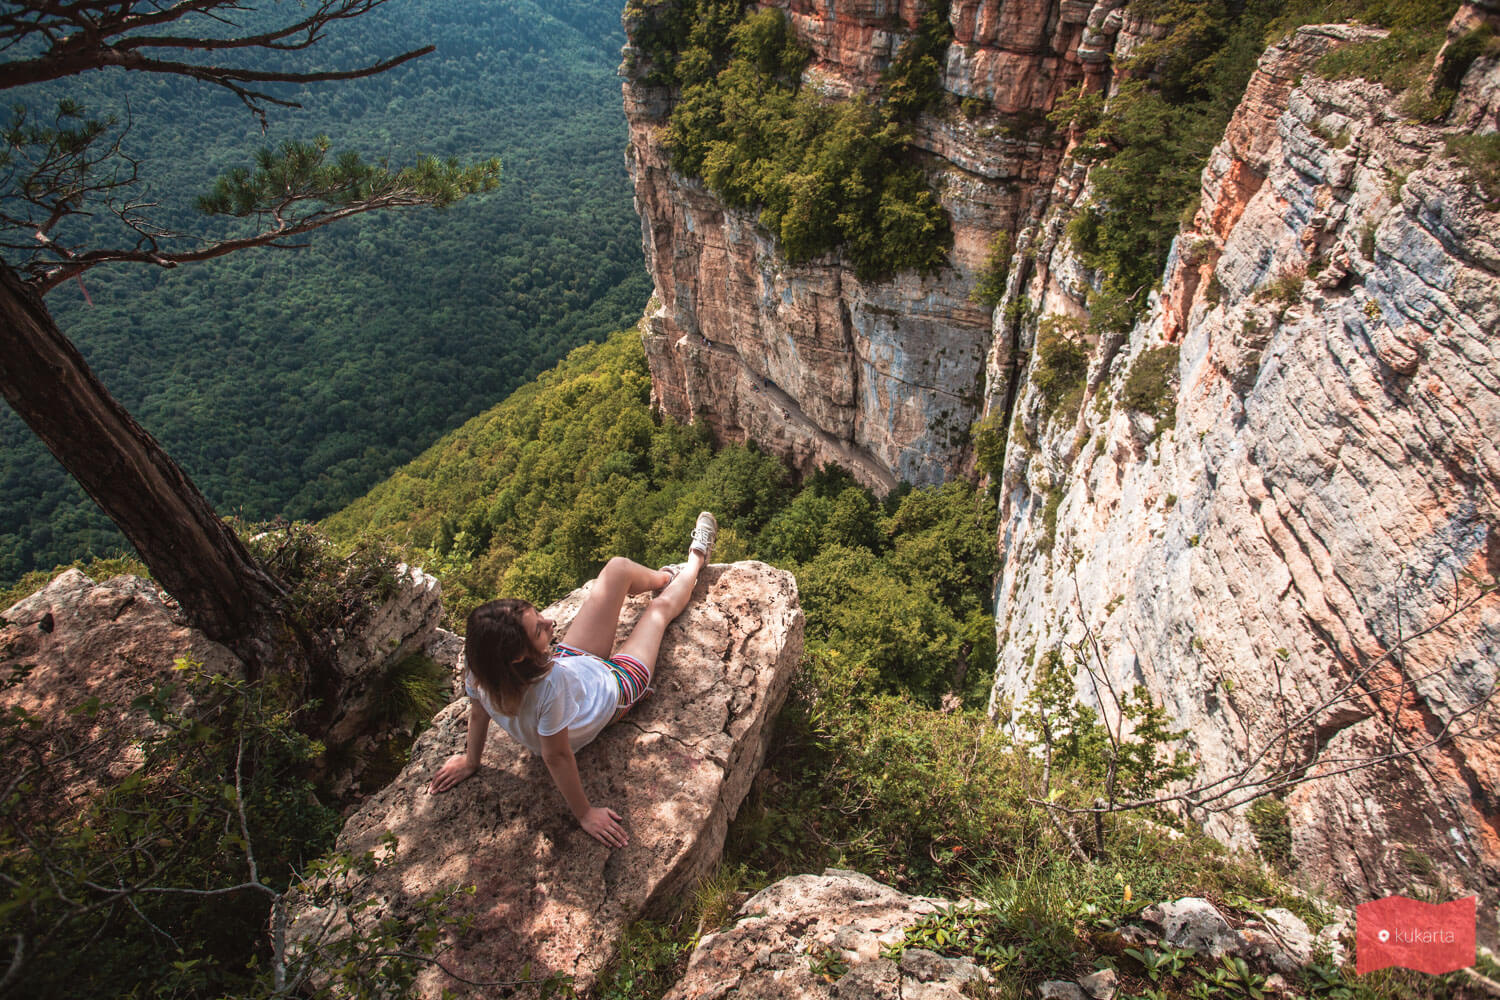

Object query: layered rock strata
[988,22,1500,919]
[624,0,1145,490]
[287,561,804,997]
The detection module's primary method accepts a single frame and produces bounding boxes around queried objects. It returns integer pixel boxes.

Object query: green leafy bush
[657,4,952,279]
[880,0,955,120]
[970,412,1008,494]
[1248,796,1294,868]
[1038,487,1065,556]
[969,232,1013,308]
[1119,344,1181,428]
[1032,316,1090,421]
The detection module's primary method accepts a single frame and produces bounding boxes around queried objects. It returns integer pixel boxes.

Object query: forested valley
[0,0,650,581]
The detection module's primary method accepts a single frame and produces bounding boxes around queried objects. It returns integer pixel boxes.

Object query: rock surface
[0,563,451,809]
[987,20,1500,926]
[0,569,244,820]
[624,0,1150,490]
[1142,898,1246,958]
[288,561,803,997]
[662,870,987,1000]
[624,0,1500,941]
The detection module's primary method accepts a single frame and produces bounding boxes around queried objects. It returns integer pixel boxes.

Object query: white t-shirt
[465,648,619,754]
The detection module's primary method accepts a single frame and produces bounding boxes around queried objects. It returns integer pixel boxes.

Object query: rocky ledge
[663,870,989,1000]
[287,561,804,998]
[0,564,451,815]
[0,569,245,821]
[666,871,1346,1000]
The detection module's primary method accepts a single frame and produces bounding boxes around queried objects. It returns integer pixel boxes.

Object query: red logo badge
[1356,895,1476,975]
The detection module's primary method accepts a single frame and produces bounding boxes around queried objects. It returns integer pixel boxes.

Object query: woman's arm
[538,729,629,847]
[428,700,491,793]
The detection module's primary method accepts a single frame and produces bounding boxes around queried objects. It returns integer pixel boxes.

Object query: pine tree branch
[23,143,500,290]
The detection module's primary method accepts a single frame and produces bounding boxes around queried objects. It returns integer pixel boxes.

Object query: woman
[427,512,718,848]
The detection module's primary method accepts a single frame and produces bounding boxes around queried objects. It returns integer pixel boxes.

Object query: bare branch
[1036,567,1497,826]
[0,1,434,123]
[0,933,24,996]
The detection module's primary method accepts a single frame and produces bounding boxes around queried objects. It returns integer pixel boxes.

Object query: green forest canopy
[0,0,650,582]
[325,328,1001,708]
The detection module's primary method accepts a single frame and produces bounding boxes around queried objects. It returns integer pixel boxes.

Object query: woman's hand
[428,754,478,793]
[579,805,629,848]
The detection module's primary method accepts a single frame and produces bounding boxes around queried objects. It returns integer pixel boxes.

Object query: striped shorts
[556,643,652,716]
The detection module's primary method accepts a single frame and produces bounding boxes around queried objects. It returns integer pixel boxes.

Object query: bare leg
[615,549,706,674]
[561,556,671,659]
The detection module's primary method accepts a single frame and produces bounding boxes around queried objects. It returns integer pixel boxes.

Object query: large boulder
[287,560,803,997]
[663,870,989,1000]
[0,569,244,821]
[0,563,448,814]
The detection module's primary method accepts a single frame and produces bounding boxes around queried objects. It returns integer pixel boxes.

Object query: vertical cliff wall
[624,0,1500,918]
[623,0,1143,489]
[989,15,1500,911]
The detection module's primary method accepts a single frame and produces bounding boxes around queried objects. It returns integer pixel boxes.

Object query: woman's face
[517,605,554,662]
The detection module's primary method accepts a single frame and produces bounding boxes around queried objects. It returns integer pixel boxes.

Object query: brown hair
[465,598,551,716]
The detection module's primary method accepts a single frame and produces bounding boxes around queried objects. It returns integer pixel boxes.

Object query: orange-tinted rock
[623,1,1143,490]
[990,21,1500,932]
[0,570,244,823]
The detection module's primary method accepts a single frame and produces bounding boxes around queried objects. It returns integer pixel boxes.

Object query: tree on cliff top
[0,1,499,698]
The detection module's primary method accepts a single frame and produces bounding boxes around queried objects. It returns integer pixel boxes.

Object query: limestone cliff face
[623,0,1145,489]
[626,0,1500,918]
[989,17,1500,912]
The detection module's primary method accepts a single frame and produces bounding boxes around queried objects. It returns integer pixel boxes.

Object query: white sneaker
[689,511,718,560]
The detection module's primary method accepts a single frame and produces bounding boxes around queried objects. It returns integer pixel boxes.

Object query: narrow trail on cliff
[694,336,900,492]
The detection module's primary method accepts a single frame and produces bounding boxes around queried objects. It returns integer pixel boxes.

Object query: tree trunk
[0,264,303,683]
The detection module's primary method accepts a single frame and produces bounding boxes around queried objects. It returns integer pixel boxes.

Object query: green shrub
[369,652,448,728]
[594,919,695,1000]
[1253,266,1306,310]
[1032,316,1089,421]
[658,4,953,279]
[727,672,1051,888]
[1120,345,1181,428]
[969,232,1012,308]
[1447,131,1500,206]
[1248,796,1294,868]
[1038,486,1065,556]
[881,0,954,120]
[970,412,1008,490]
[1435,24,1496,92]
[1086,285,1139,338]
